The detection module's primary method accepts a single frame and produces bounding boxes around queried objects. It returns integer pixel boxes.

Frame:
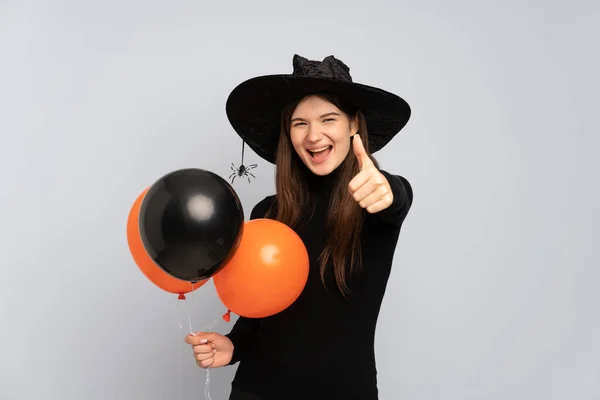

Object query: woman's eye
[323,118,335,123]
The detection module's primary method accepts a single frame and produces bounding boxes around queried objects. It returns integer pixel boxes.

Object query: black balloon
[138,168,245,282]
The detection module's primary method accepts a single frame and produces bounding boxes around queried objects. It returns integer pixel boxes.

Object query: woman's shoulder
[249,195,276,220]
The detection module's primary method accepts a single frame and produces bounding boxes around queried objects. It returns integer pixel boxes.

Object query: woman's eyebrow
[291,112,341,122]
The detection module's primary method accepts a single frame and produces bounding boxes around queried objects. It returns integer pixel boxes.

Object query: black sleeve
[224,196,273,365]
[225,315,259,365]
[375,170,413,227]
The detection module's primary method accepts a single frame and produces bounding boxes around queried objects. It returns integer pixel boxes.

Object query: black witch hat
[225,54,411,164]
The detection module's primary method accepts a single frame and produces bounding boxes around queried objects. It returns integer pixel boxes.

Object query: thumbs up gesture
[348,134,394,214]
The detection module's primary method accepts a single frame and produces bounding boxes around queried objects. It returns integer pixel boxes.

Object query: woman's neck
[302,164,341,196]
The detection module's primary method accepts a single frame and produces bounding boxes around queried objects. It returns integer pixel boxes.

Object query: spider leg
[247,164,258,169]
[249,172,256,178]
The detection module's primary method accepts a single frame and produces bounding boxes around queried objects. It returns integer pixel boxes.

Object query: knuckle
[194,349,211,360]
[196,357,212,365]
[193,345,206,353]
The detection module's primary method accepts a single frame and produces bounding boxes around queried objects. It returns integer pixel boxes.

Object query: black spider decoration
[229,141,257,184]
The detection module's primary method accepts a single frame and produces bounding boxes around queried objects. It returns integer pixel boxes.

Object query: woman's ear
[350,115,359,136]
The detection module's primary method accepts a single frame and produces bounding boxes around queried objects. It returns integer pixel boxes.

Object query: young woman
[186,54,414,400]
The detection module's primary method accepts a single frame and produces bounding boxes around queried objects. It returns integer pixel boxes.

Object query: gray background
[1,0,598,399]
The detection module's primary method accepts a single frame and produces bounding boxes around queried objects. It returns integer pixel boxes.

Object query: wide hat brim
[226,74,411,164]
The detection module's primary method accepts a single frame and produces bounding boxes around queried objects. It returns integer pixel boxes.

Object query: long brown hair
[266,93,379,297]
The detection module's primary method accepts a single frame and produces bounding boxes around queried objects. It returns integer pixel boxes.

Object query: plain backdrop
[1,0,598,399]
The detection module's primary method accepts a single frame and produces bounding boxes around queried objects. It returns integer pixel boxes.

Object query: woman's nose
[306,125,323,142]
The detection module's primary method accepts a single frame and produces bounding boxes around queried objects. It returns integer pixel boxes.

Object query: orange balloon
[213,218,309,318]
[127,188,207,296]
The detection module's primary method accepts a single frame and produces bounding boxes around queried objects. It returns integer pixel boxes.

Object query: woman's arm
[224,315,260,364]
[223,195,274,364]
[350,136,413,226]
[375,170,413,227]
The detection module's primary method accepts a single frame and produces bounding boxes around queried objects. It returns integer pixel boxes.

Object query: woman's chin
[304,159,339,176]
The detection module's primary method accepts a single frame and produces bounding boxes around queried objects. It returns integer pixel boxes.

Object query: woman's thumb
[194,331,221,342]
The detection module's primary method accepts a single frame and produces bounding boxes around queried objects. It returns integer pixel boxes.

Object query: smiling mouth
[307,145,333,162]
[307,145,332,155]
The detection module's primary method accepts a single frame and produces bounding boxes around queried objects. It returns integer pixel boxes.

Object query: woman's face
[289,95,358,176]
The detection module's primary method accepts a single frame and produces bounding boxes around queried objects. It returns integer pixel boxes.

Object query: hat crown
[292,54,353,83]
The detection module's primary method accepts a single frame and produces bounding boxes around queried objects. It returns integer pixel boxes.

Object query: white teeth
[308,146,330,153]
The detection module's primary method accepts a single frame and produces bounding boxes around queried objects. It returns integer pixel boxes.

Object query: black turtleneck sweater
[225,166,413,400]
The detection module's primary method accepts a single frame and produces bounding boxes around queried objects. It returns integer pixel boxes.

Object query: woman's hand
[348,134,394,213]
[185,332,234,368]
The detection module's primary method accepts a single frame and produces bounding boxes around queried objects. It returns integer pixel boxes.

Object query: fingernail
[199,339,207,344]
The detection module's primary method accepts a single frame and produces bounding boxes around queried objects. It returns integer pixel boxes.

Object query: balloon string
[177,292,222,400]
[200,317,221,331]
[176,296,194,334]
[205,368,212,400]
[197,316,221,400]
